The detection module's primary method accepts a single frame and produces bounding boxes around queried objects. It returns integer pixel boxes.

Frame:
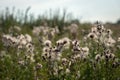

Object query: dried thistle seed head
[65,68,70,74]
[118,37,120,42]
[62,58,67,61]
[48,55,52,59]
[105,54,109,59]
[72,46,81,52]
[87,32,98,39]
[63,40,67,44]
[44,40,52,47]
[104,49,111,54]
[112,61,119,68]
[42,55,46,61]
[91,27,97,33]
[104,36,116,47]
[106,29,112,35]
[72,40,80,46]
[62,58,68,65]
[95,54,101,62]
[43,47,49,53]
[109,53,115,59]
[25,34,32,43]
[36,63,42,70]
[18,59,25,66]
[81,47,89,56]
[82,56,87,61]
[97,26,102,31]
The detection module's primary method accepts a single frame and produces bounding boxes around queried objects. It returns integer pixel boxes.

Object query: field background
[0,8,120,80]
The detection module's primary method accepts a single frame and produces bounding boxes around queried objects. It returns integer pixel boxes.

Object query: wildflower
[106,29,112,35]
[18,59,25,66]
[72,45,81,53]
[56,39,63,47]
[82,55,87,61]
[73,54,81,60]
[36,63,42,70]
[17,34,25,40]
[72,40,80,46]
[69,23,79,39]
[42,51,50,59]
[55,53,62,61]
[104,36,116,47]
[61,37,71,49]
[54,26,60,34]
[95,22,105,32]
[81,47,89,56]
[91,27,97,33]
[25,34,32,43]
[87,32,98,40]
[44,40,52,47]
[112,60,119,68]
[32,27,41,36]
[2,34,12,46]
[29,55,35,62]
[118,37,120,42]
[95,54,101,62]
[62,58,68,65]
[105,53,115,60]
[20,39,27,45]
[65,68,70,74]
[26,43,34,53]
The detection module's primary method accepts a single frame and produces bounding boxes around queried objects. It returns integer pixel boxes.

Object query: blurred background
[0,0,120,35]
[0,0,120,23]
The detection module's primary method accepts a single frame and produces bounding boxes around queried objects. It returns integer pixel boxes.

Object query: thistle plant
[0,21,120,80]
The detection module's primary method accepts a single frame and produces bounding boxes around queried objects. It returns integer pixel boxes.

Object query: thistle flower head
[95,54,101,62]
[44,40,52,47]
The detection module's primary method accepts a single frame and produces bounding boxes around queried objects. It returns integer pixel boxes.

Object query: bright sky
[0,0,120,23]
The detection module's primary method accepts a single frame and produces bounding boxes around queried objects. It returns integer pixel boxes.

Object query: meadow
[0,8,120,80]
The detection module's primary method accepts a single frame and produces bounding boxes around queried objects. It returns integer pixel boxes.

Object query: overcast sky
[0,0,120,23]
